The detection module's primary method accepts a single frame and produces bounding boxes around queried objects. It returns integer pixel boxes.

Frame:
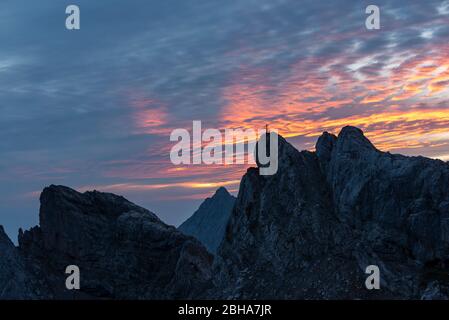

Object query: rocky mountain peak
[17,185,214,299]
[214,126,449,299]
[0,225,45,299]
[3,126,449,300]
[316,131,337,167]
[335,125,377,153]
[40,184,159,222]
[214,186,231,198]
[0,225,11,246]
[255,132,307,177]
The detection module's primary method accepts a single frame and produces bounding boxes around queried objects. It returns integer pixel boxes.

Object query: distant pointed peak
[214,187,231,198]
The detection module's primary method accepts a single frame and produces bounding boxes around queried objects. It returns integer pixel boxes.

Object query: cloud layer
[1,0,448,238]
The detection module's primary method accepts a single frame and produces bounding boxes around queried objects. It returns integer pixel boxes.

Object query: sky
[1,0,449,241]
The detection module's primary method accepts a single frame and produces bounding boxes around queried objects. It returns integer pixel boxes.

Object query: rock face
[214,126,449,299]
[16,186,214,299]
[179,187,236,254]
[2,126,449,300]
[0,226,49,299]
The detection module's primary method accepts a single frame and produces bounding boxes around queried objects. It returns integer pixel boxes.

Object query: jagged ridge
[2,126,449,300]
[214,126,449,299]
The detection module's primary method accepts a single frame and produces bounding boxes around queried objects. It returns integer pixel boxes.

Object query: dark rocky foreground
[2,186,213,299]
[1,126,449,299]
[215,126,449,299]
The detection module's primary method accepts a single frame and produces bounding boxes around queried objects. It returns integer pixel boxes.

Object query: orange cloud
[108,44,449,203]
[218,43,449,154]
[77,179,241,193]
[127,92,173,135]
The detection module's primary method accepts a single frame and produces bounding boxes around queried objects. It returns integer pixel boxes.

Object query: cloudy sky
[1,0,449,240]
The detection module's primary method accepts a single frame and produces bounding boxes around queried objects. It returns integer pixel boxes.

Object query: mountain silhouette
[214,126,449,299]
[9,186,213,299]
[1,126,449,299]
